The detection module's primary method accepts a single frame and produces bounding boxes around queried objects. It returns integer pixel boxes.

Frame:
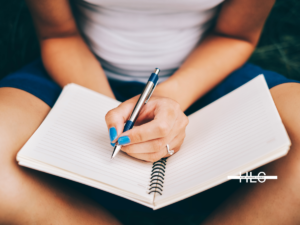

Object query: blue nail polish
[118,136,131,145]
[111,142,115,147]
[109,127,117,142]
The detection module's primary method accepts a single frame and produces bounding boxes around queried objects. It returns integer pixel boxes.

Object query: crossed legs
[1,82,300,224]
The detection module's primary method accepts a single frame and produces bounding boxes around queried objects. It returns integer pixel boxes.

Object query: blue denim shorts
[1,59,299,214]
[1,59,299,111]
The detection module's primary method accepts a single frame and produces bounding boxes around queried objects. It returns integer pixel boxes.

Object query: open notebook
[17,75,291,210]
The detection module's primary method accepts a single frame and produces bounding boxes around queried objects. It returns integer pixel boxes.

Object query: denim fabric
[1,59,298,111]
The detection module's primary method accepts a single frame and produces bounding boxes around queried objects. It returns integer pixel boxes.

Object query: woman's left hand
[105,95,189,162]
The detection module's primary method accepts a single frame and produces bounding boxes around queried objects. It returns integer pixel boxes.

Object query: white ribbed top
[77,0,224,82]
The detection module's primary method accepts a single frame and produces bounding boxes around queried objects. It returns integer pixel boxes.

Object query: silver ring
[166,144,174,156]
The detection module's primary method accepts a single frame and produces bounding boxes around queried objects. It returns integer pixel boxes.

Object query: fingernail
[109,127,117,142]
[118,136,131,145]
[111,142,116,147]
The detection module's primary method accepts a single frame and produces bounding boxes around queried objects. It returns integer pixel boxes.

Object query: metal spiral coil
[148,158,167,195]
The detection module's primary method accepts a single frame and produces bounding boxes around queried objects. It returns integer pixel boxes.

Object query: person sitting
[0,0,300,224]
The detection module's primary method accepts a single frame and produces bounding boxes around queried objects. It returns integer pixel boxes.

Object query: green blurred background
[0,0,300,224]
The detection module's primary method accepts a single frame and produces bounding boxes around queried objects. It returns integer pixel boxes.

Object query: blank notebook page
[18,84,153,200]
[156,76,290,204]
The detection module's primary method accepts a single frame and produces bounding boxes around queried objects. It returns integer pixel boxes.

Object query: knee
[269,83,300,173]
[0,88,51,223]
[0,134,34,224]
[271,83,300,142]
[0,153,26,223]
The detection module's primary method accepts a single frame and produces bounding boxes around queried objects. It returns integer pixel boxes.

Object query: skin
[0,88,121,225]
[1,0,300,224]
[106,95,189,161]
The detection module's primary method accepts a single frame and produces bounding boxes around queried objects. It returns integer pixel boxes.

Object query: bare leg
[202,82,300,225]
[0,88,121,225]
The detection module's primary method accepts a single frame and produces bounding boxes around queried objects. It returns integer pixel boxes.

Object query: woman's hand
[105,95,189,162]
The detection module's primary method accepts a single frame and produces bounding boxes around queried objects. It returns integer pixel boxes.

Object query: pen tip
[111,152,115,160]
[111,144,122,160]
[154,68,160,75]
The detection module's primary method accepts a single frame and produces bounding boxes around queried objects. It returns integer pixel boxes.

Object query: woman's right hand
[105,95,189,162]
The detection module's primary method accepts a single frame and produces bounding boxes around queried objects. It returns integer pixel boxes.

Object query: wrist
[154,78,188,110]
[154,79,177,99]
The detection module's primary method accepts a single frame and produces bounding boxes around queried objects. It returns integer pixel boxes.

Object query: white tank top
[76,0,224,82]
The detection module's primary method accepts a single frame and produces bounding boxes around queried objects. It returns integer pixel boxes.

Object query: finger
[121,136,170,154]
[121,120,184,154]
[162,133,185,158]
[126,133,185,162]
[105,97,138,142]
[117,108,178,146]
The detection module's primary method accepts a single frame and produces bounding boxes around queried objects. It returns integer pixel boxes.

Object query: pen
[111,68,160,159]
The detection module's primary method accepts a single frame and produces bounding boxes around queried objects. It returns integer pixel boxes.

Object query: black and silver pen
[111,68,160,159]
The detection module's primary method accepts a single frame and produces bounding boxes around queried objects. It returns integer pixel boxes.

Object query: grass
[0,0,300,224]
[249,0,300,80]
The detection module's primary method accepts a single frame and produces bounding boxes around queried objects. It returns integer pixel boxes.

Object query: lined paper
[17,76,290,209]
[18,84,153,200]
[155,76,290,204]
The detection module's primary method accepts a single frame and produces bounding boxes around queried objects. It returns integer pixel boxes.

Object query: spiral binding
[148,158,167,195]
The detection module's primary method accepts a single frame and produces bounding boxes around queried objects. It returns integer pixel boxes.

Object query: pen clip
[145,82,157,104]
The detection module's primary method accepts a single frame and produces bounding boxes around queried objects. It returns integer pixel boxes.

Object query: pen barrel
[123,120,134,132]
[128,81,154,122]
[111,69,159,159]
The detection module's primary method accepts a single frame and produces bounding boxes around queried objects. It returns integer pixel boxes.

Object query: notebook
[17,75,291,210]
